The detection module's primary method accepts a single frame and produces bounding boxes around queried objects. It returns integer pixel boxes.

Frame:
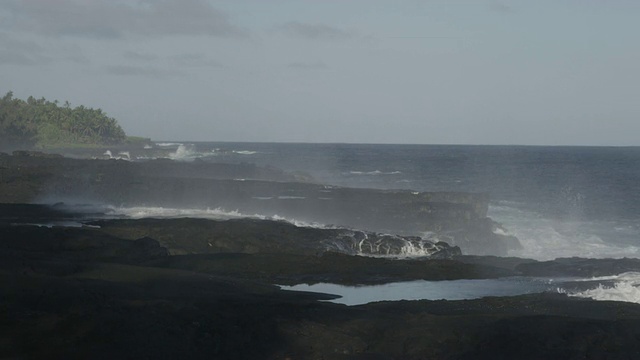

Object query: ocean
[121,142,640,262]
[43,142,640,304]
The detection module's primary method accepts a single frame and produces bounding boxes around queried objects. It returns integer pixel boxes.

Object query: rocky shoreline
[3,152,640,359]
[0,151,518,255]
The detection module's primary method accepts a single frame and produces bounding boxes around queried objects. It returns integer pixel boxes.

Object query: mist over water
[87,142,640,261]
[126,142,640,261]
[40,142,640,304]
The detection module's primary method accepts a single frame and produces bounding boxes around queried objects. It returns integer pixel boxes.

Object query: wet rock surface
[4,219,640,359]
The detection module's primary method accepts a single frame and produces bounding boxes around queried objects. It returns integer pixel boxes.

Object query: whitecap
[104,206,330,229]
[567,272,640,304]
[489,204,640,260]
[349,170,402,176]
[233,150,258,155]
[268,215,329,229]
[106,206,266,220]
[156,142,183,147]
[103,150,131,161]
[169,144,197,161]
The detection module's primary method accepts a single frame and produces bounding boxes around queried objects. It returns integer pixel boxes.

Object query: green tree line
[0,91,127,150]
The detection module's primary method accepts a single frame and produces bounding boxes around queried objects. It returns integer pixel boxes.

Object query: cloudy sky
[1,0,639,145]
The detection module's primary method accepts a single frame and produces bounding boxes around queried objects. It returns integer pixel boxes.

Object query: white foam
[397,239,442,257]
[493,226,509,236]
[104,206,329,229]
[349,170,402,175]
[567,272,640,304]
[118,151,131,160]
[489,204,640,260]
[232,150,258,155]
[103,150,131,161]
[169,144,198,161]
[156,142,183,147]
[269,214,328,229]
[106,206,263,220]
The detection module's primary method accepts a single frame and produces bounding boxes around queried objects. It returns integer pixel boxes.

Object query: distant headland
[0,91,148,151]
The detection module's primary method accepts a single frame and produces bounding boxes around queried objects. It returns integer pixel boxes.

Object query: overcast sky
[1,0,639,145]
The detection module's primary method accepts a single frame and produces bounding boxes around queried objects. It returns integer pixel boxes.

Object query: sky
[1,0,639,145]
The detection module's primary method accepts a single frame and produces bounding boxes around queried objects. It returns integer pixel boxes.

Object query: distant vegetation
[0,91,128,150]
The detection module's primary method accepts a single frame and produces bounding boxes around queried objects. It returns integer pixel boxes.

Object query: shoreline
[3,151,640,358]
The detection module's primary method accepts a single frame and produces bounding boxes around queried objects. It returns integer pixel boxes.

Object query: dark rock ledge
[0,153,519,255]
[3,217,640,359]
[3,155,640,359]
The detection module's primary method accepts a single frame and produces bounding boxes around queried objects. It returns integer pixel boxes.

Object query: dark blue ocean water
[140,142,640,260]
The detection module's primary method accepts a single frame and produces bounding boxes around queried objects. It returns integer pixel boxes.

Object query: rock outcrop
[0,154,520,255]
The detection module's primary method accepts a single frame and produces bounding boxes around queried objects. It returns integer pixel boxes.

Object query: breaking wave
[103,206,329,229]
[348,170,402,175]
[232,150,258,155]
[168,144,199,161]
[156,142,183,147]
[489,203,640,261]
[101,206,455,258]
[106,206,259,220]
[565,272,640,304]
[103,150,131,161]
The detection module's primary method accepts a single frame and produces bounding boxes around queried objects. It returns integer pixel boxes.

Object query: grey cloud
[0,34,51,66]
[124,51,159,61]
[488,2,514,13]
[63,52,91,64]
[5,0,246,39]
[288,61,328,70]
[105,65,182,78]
[170,53,224,68]
[277,22,352,40]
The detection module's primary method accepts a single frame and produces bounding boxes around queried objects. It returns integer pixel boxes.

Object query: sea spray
[103,150,131,161]
[566,272,640,304]
[105,206,266,220]
[169,144,197,161]
[489,203,640,260]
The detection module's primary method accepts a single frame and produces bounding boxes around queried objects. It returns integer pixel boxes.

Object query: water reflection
[280,277,566,306]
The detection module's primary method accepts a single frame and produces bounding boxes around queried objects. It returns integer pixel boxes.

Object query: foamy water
[103,150,131,161]
[566,272,640,304]
[168,144,202,161]
[348,170,402,175]
[104,205,329,229]
[490,203,640,261]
